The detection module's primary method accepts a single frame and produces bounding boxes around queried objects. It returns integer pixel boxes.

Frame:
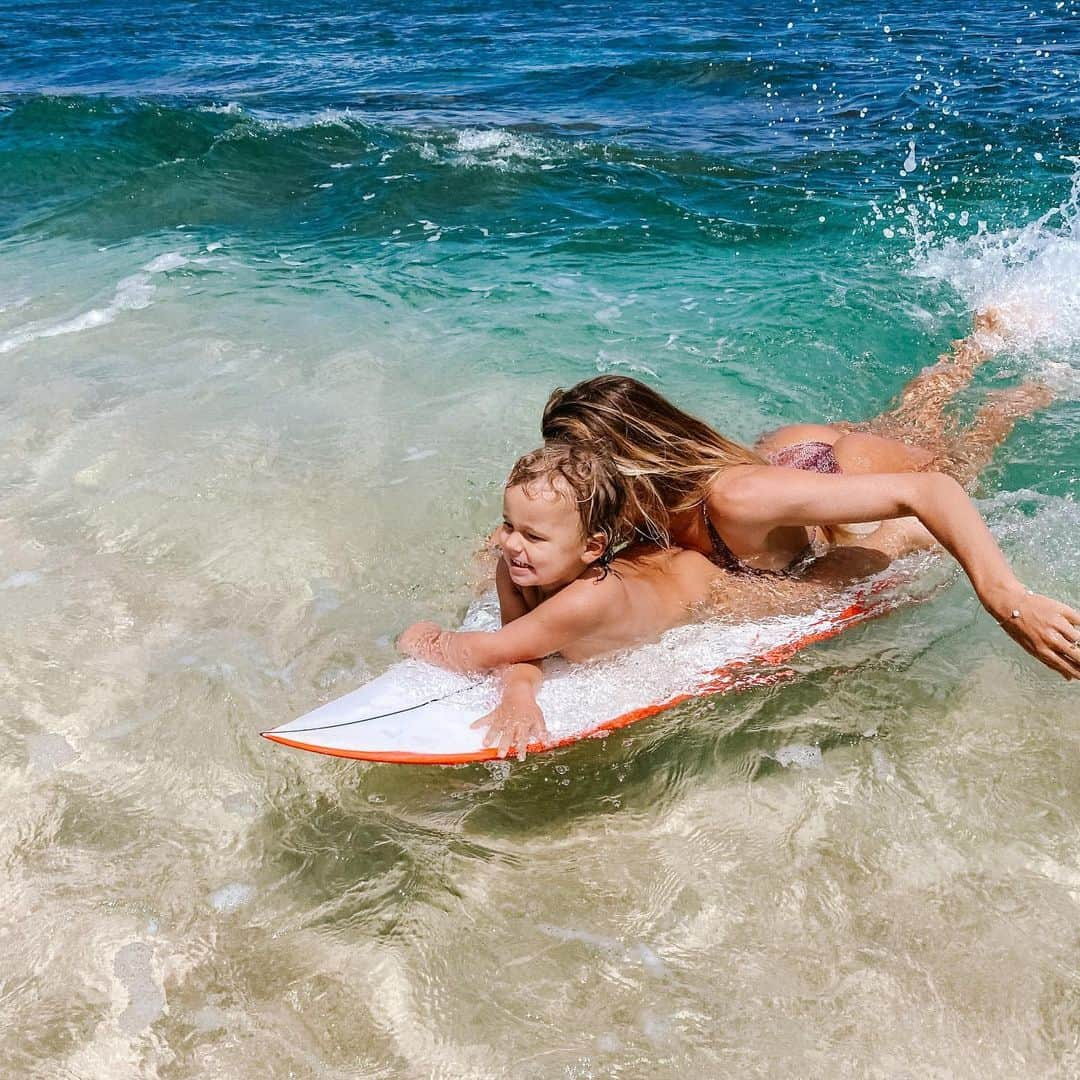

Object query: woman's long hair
[541,375,765,544]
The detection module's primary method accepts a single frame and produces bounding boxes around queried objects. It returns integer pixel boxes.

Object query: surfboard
[261,580,900,765]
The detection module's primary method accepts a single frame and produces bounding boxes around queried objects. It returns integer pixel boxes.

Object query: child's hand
[398,621,444,663]
[472,690,548,762]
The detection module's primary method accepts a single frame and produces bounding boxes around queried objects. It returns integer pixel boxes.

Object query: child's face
[498,480,604,591]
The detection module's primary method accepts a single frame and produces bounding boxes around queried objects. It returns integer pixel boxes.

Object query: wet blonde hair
[507,443,626,565]
[541,375,765,544]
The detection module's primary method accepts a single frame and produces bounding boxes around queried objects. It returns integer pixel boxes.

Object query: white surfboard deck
[262,580,900,765]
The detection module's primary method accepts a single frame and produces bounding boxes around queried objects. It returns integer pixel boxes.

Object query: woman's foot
[974,307,1005,336]
[982,381,1054,417]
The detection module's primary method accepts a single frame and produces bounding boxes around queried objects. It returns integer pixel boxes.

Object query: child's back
[554,543,721,661]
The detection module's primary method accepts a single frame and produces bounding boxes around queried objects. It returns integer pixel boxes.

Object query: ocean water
[2,1,1079,1076]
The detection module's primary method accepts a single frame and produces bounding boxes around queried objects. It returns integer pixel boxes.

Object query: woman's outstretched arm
[711,466,1080,679]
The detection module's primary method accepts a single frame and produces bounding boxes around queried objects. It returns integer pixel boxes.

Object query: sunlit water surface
[2,1,1079,1076]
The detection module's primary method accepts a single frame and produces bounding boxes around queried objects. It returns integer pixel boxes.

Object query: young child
[398,443,726,758]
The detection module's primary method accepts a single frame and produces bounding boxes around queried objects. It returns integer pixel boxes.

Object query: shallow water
[2,1,1080,1076]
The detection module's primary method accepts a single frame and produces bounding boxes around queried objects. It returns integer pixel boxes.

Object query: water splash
[911,162,1080,384]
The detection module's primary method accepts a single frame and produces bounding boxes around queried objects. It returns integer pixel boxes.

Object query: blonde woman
[542,316,1079,680]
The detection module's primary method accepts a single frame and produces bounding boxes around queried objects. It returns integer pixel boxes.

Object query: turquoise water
[2,2,1080,1075]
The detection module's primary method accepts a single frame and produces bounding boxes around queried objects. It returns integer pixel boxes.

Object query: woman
[542,315,1080,680]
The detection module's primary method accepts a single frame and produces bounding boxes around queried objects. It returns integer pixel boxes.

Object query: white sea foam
[595,348,659,379]
[773,744,824,769]
[911,162,1080,384]
[114,941,165,1035]
[142,251,188,273]
[210,883,254,912]
[537,924,669,976]
[26,732,77,774]
[280,107,360,130]
[437,127,560,170]
[199,102,244,115]
[454,128,533,154]
[0,251,188,355]
[1,570,41,589]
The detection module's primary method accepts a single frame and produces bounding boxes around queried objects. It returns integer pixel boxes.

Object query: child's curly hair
[506,443,627,567]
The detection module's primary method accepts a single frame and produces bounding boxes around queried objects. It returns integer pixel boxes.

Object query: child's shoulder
[614,543,718,583]
[548,567,626,618]
[566,565,625,598]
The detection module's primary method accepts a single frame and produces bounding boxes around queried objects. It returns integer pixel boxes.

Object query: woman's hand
[984,586,1080,680]
[471,685,549,761]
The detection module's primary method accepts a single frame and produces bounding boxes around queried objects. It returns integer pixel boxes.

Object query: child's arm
[472,559,549,759]
[399,574,610,674]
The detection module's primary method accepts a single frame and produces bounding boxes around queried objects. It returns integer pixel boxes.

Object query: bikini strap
[705,504,805,577]
[704,506,752,574]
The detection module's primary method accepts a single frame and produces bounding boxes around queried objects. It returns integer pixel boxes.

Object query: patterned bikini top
[705,440,841,575]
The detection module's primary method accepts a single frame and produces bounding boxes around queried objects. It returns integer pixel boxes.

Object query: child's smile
[499,480,603,593]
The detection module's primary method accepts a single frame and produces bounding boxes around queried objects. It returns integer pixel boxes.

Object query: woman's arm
[713,466,1080,679]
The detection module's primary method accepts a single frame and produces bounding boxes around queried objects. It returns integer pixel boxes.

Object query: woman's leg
[832,381,1053,560]
[866,309,1003,446]
[757,310,1003,468]
[938,382,1053,487]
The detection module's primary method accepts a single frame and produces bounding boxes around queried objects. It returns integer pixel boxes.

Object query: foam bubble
[142,251,188,273]
[192,1004,229,1032]
[773,744,824,769]
[1,570,41,589]
[114,941,165,1035]
[210,882,254,912]
[26,732,77,774]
